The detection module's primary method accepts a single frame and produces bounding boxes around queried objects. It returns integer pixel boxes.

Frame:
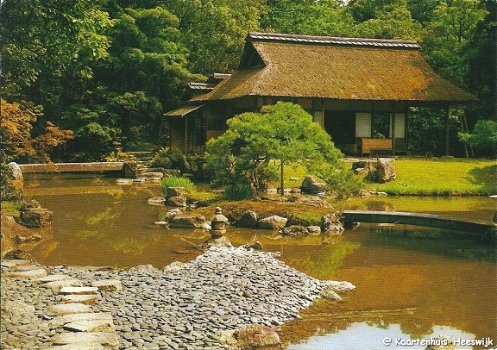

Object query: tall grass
[161,177,196,194]
[223,182,253,200]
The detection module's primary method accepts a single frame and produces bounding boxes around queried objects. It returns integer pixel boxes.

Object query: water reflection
[288,323,476,350]
[23,176,497,349]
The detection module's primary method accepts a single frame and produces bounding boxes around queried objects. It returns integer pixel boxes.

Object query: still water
[24,175,497,349]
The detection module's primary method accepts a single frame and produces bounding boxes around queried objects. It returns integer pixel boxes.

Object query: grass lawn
[267,158,496,196]
[362,158,496,195]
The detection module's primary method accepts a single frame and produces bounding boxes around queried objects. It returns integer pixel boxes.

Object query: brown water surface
[23,175,497,349]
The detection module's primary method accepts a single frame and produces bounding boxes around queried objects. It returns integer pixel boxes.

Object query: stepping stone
[61,294,98,305]
[35,274,74,284]
[13,264,45,271]
[5,268,47,279]
[47,303,93,316]
[1,259,31,268]
[59,286,99,295]
[49,313,113,328]
[64,319,115,332]
[44,279,83,293]
[49,345,105,350]
[51,332,119,347]
[91,280,122,292]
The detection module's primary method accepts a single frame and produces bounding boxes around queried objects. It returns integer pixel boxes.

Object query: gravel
[2,247,354,349]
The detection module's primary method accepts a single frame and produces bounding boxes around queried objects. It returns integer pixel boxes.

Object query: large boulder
[166,196,187,207]
[169,214,206,228]
[18,208,53,228]
[301,175,327,194]
[8,162,23,195]
[258,215,288,230]
[321,213,344,234]
[165,208,182,220]
[368,158,396,183]
[166,187,187,198]
[234,324,281,350]
[376,158,396,183]
[280,225,309,238]
[236,210,259,228]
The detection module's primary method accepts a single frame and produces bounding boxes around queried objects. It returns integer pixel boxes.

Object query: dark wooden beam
[342,210,496,237]
[445,107,450,156]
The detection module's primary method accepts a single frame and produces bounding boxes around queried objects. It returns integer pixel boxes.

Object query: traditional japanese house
[164,32,476,155]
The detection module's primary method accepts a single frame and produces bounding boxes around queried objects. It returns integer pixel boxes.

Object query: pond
[23,175,496,349]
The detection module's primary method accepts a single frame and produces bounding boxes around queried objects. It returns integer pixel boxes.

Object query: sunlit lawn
[362,158,497,195]
[269,158,496,196]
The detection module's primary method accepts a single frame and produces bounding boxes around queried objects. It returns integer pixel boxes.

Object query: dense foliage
[206,102,361,198]
[1,0,495,162]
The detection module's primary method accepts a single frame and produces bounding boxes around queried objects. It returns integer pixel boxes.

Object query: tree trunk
[280,159,284,197]
[459,115,469,158]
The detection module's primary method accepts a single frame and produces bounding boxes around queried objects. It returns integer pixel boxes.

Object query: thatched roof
[193,32,476,103]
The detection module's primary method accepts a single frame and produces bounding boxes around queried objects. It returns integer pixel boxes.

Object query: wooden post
[184,115,188,154]
[391,102,396,156]
[370,102,375,138]
[445,107,450,157]
[405,106,409,153]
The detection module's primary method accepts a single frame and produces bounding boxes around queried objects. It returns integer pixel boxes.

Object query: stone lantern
[210,207,228,239]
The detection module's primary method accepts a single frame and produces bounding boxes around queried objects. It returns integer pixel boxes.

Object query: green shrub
[223,182,254,201]
[161,176,196,194]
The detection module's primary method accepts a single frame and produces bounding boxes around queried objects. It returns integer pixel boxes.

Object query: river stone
[165,208,182,220]
[91,280,122,292]
[142,171,164,179]
[6,268,47,279]
[147,197,165,205]
[64,320,115,333]
[47,303,93,316]
[307,226,321,235]
[166,195,187,207]
[321,280,356,293]
[11,264,44,271]
[169,214,206,228]
[1,300,36,318]
[49,313,113,328]
[236,210,258,228]
[244,241,263,251]
[52,332,119,347]
[59,286,99,295]
[163,261,185,273]
[258,215,288,230]
[280,225,309,238]
[320,287,343,301]
[128,264,159,274]
[44,279,83,293]
[61,294,99,305]
[321,213,344,234]
[234,324,281,349]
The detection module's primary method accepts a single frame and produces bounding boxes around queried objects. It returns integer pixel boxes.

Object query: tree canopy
[0,0,494,161]
[206,102,361,198]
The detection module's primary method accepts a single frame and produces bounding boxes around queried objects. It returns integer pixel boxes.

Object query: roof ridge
[248,32,420,49]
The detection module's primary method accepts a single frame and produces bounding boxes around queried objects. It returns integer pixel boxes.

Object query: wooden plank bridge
[342,210,496,236]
